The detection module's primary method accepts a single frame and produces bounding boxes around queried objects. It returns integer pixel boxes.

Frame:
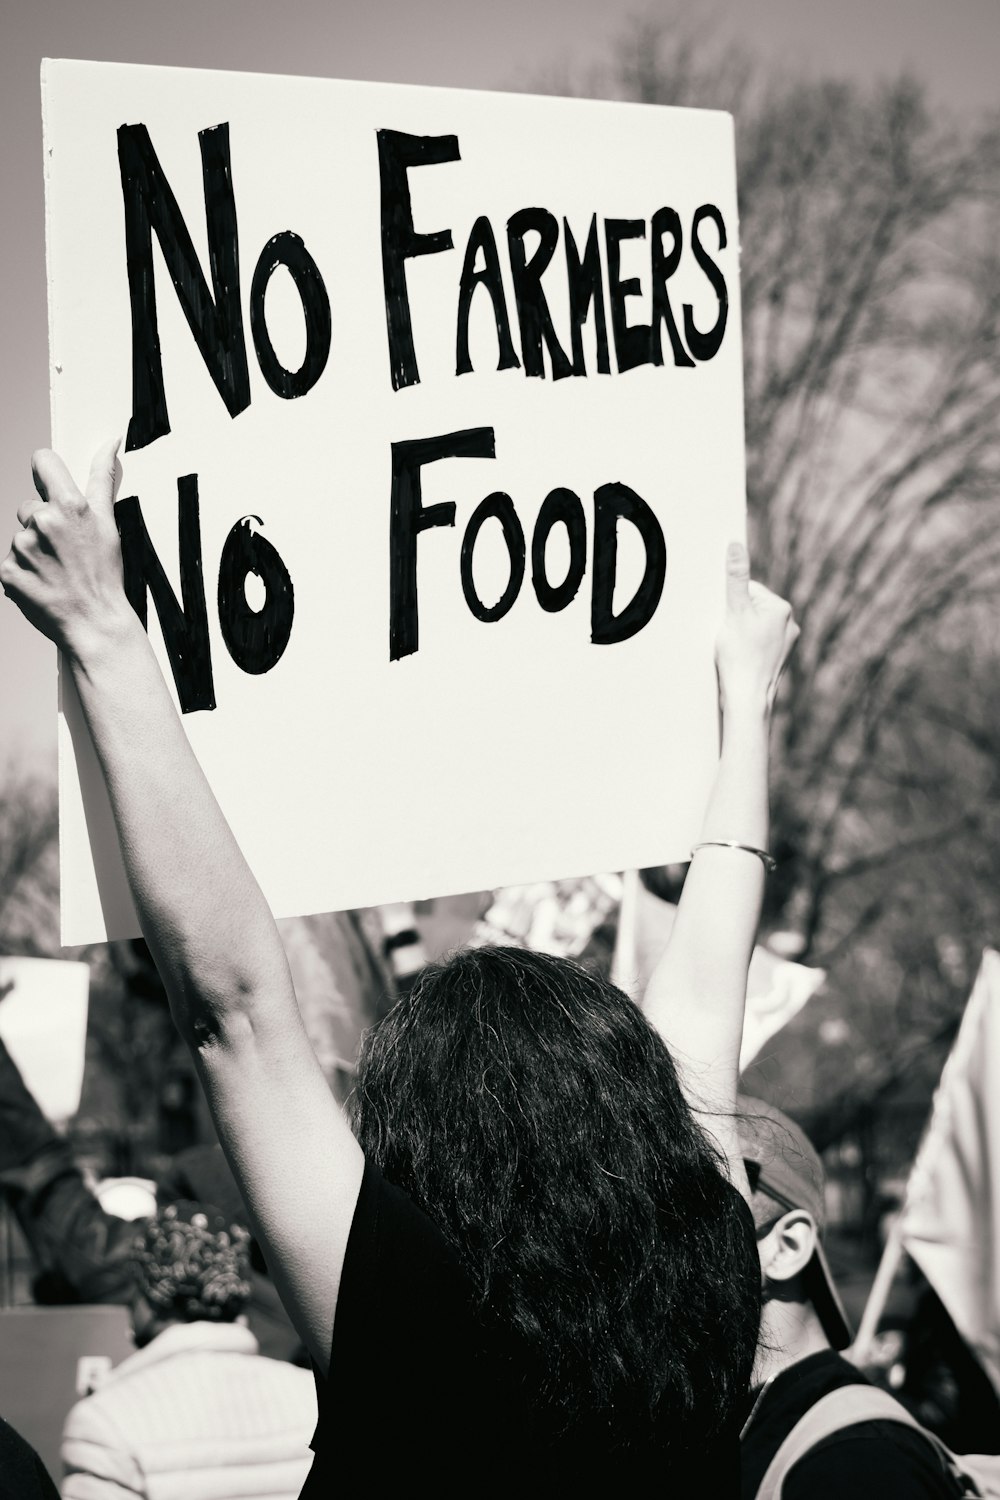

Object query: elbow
[148,925,293,1055]
[173,972,264,1058]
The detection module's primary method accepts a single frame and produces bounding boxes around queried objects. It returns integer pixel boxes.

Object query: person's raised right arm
[643,545,798,1196]
[1,445,363,1373]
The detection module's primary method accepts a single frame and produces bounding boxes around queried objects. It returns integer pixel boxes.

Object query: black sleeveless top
[302,1159,749,1494]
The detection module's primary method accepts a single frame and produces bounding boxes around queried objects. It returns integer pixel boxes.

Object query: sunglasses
[744,1159,808,1241]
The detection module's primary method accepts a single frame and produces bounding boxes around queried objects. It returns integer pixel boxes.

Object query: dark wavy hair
[352,945,759,1445]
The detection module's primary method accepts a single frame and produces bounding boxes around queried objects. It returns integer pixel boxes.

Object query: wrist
[64,603,146,677]
[720,689,772,729]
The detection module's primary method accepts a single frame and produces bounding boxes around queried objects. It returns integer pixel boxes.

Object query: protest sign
[0,955,90,1123]
[44,60,746,945]
[0,1306,133,1483]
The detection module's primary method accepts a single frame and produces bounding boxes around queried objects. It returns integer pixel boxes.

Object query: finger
[0,544,35,596]
[776,620,801,681]
[8,528,40,571]
[725,541,751,612]
[31,449,85,509]
[747,580,794,622]
[85,437,122,519]
[17,497,44,528]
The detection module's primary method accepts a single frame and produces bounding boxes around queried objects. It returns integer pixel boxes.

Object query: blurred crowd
[0,888,998,1498]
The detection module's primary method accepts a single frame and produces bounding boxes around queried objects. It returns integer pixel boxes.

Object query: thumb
[85,437,122,519]
[725,541,751,612]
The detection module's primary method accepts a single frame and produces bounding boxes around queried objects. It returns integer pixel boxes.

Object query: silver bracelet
[690,840,777,873]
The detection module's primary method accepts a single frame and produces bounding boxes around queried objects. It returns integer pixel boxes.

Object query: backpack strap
[754,1385,978,1500]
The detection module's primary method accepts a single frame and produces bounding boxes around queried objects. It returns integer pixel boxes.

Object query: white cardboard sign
[44,60,746,945]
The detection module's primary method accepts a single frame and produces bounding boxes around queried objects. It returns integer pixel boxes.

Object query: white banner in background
[0,955,90,1124]
[614,885,826,1072]
[900,948,1000,1397]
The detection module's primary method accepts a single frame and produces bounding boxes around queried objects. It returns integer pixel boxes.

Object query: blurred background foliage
[575,15,1000,1212]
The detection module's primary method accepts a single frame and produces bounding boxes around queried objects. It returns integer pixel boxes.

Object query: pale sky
[2,0,998,776]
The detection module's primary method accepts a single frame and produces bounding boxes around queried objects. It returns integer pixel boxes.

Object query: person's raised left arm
[1,445,363,1373]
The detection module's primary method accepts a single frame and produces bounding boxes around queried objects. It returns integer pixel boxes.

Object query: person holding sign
[2,443,797,1492]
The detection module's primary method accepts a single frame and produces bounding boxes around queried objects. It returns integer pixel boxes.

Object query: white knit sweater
[60,1321,316,1500]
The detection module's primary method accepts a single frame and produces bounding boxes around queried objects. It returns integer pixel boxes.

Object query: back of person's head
[352,945,760,1445]
[131,1200,252,1338]
[738,1096,851,1350]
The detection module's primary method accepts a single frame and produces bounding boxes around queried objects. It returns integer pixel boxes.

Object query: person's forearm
[0,1034,133,1300]
[12,1166,138,1303]
[68,606,293,1045]
[644,691,770,1066]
